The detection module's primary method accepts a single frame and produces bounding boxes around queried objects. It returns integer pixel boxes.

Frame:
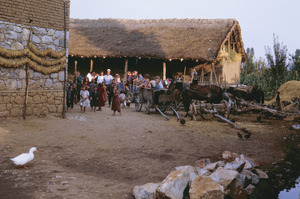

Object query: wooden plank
[163,61,166,80]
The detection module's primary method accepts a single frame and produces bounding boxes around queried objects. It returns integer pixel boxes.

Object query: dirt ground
[0,104,297,199]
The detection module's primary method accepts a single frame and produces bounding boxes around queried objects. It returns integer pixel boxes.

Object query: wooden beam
[183,66,186,82]
[90,59,93,72]
[123,59,128,81]
[210,64,213,85]
[163,61,167,80]
[201,68,204,83]
[74,60,78,85]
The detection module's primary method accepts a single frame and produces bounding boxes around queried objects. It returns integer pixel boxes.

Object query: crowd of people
[66,69,168,115]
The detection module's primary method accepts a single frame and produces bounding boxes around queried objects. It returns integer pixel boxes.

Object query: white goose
[10,147,37,168]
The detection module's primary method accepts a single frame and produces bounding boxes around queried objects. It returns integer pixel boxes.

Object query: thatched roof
[69,18,246,62]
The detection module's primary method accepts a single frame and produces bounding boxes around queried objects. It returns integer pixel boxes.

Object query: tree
[290,49,300,80]
[265,34,288,91]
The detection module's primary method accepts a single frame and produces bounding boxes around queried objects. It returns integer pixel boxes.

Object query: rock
[234,154,255,170]
[251,173,259,184]
[175,165,198,183]
[42,35,53,43]
[53,31,64,39]
[10,108,22,116]
[50,73,58,79]
[189,176,224,199]
[225,179,247,199]
[204,161,225,172]
[22,29,30,40]
[54,83,63,89]
[245,184,255,195]
[255,169,268,179]
[224,161,245,173]
[48,29,55,36]
[210,168,239,188]
[222,151,233,161]
[195,158,211,169]
[240,170,259,185]
[45,79,53,88]
[15,69,26,79]
[53,39,59,46]
[32,34,41,43]
[13,26,22,33]
[248,157,260,167]
[59,39,65,47]
[133,183,160,199]
[156,170,190,199]
[33,72,42,78]
[6,31,18,40]
[58,71,65,81]
[235,173,252,188]
[196,168,211,177]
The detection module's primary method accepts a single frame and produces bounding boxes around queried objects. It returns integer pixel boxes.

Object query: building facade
[0,0,70,117]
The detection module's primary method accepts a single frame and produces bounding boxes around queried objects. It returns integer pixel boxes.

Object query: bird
[244,133,252,139]
[237,132,243,139]
[10,147,37,168]
[180,118,186,125]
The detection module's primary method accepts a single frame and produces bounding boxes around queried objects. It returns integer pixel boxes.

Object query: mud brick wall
[0,0,70,30]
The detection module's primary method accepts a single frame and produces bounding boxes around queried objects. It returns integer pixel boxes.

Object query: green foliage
[241,34,299,100]
[289,49,300,80]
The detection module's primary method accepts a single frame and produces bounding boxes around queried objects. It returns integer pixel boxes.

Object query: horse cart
[135,87,180,120]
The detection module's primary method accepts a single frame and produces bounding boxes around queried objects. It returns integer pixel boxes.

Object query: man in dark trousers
[276,91,281,110]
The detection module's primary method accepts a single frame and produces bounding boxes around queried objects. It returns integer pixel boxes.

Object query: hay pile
[272,81,300,102]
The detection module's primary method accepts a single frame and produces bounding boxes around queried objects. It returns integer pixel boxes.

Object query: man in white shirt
[103,69,114,86]
[97,71,104,85]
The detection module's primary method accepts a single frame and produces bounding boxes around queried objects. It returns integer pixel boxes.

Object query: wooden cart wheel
[145,100,151,114]
[135,93,143,112]
[221,100,230,119]
[126,92,133,102]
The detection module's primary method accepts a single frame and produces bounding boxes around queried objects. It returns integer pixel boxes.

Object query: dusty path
[0,104,296,198]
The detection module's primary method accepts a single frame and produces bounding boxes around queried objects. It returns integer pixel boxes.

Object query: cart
[135,87,180,121]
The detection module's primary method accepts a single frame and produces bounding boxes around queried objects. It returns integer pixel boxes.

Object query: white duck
[10,147,37,168]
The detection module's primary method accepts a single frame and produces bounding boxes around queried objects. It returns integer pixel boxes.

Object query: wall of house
[221,59,241,84]
[0,0,69,118]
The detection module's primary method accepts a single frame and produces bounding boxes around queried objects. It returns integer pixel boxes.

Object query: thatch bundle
[0,42,66,74]
[69,18,246,61]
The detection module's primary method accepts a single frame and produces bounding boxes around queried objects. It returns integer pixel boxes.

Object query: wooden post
[163,61,166,80]
[228,36,231,52]
[201,68,204,83]
[90,59,93,72]
[123,59,128,81]
[74,60,78,84]
[213,64,218,84]
[23,23,33,120]
[62,0,67,119]
[183,66,186,82]
[210,64,213,85]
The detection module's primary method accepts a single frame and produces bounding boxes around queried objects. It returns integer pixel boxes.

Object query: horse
[168,80,230,117]
[227,86,265,105]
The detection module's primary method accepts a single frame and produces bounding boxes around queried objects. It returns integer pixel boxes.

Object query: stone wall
[0,20,69,117]
[0,0,70,30]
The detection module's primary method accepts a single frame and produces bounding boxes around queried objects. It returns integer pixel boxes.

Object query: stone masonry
[0,20,69,117]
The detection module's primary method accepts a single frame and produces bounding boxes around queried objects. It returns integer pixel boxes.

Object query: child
[90,86,99,112]
[80,86,90,113]
[111,85,121,116]
[119,90,126,109]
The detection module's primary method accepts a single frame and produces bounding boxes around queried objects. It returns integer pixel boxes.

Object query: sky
[70,0,300,60]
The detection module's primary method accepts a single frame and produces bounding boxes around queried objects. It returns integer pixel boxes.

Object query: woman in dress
[98,83,105,111]
[111,85,121,116]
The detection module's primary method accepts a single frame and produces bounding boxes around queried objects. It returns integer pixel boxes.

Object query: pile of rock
[133,151,268,199]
